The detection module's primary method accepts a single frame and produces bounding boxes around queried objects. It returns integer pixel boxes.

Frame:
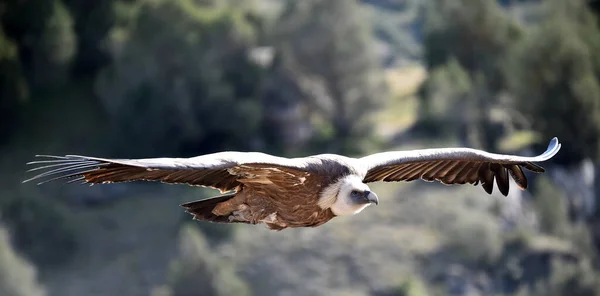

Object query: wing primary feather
[23,163,106,183]
[481,178,494,194]
[26,161,91,172]
[452,162,477,184]
[164,170,193,183]
[405,161,440,181]
[506,164,527,190]
[388,162,431,181]
[422,160,455,181]
[479,163,495,194]
[417,161,444,181]
[491,163,509,196]
[441,161,471,184]
[369,164,407,181]
[33,155,73,160]
[87,168,149,183]
[378,165,409,181]
[26,159,83,165]
[62,176,86,185]
[522,162,545,173]
[36,169,100,185]
[465,163,483,184]
[187,170,210,184]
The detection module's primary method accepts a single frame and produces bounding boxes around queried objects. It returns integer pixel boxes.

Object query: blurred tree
[62,0,121,78]
[502,175,600,295]
[531,176,572,237]
[260,56,314,156]
[0,225,46,296]
[520,258,600,296]
[0,26,28,145]
[419,0,521,150]
[0,193,78,268]
[361,0,423,64]
[1,0,53,83]
[34,0,77,86]
[1,0,76,88]
[95,0,267,157]
[394,275,430,296]
[529,175,597,259]
[416,58,472,139]
[423,0,520,89]
[273,0,388,155]
[505,0,600,165]
[588,0,600,26]
[163,225,251,296]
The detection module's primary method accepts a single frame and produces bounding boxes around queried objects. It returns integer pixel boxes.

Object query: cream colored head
[318,175,379,216]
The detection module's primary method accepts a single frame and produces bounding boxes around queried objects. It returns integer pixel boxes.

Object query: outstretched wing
[23,152,321,193]
[360,137,561,196]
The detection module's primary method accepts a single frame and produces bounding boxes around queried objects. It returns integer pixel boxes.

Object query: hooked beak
[364,191,379,205]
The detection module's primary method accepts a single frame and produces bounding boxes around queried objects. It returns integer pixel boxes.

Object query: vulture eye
[350,190,361,197]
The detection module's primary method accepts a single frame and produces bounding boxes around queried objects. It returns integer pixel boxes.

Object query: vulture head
[320,175,379,216]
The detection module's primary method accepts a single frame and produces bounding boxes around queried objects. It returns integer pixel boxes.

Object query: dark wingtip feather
[482,179,494,194]
[479,163,495,195]
[507,165,527,190]
[522,162,545,173]
[491,164,509,196]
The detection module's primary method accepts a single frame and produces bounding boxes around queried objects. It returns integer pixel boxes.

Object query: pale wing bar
[361,137,561,196]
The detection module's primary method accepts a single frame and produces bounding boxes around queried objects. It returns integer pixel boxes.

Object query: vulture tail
[180,193,242,224]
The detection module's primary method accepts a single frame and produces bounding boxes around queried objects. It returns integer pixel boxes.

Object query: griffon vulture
[23,137,561,230]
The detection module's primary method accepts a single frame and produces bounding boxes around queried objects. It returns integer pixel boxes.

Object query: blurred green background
[2,0,600,295]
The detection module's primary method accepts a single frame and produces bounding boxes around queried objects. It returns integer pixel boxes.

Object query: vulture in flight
[23,137,561,230]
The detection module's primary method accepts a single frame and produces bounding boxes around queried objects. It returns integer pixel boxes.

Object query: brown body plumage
[182,164,337,230]
[23,138,562,230]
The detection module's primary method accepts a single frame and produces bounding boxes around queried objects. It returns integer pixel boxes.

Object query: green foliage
[163,225,251,296]
[530,176,571,237]
[416,58,472,139]
[0,26,28,143]
[95,0,266,156]
[419,0,521,150]
[274,0,388,154]
[529,175,597,260]
[423,0,520,78]
[395,275,430,296]
[1,0,76,87]
[62,0,119,76]
[505,0,600,164]
[364,0,423,61]
[521,259,600,296]
[400,187,504,267]
[0,225,46,296]
[502,174,600,295]
[34,0,77,86]
[0,192,77,268]
[192,221,236,246]
[441,205,503,266]
[41,0,76,64]
[1,0,55,47]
